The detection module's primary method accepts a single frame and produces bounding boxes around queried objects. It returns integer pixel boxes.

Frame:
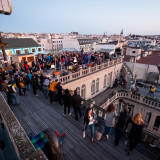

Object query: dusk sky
[1,0,160,35]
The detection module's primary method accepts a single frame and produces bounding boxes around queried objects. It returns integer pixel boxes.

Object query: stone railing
[89,91,160,145]
[59,58,123,84]
[0,93,47,160]
[98,91,160,112]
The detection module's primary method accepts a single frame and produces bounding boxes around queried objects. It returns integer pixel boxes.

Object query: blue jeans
[84,124,95,138]
[10,93,19,105]
[105,126,112,135]
[27,84,31,91]
[43,86,49,98]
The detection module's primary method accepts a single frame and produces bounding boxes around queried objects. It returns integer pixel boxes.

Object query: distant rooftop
[136,51,160,66]
[2,38,40,49]
[97,40,118,45]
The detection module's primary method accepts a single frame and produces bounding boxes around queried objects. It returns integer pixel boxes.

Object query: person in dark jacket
[72,90,82,121]
[56,82,63,105]
[32,75,38,96]
[63,89,72,116]
[14,75,22,96]
[114,107,130,146]
[127,113,144,155]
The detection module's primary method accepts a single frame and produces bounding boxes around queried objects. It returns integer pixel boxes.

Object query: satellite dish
[0,0,12,15]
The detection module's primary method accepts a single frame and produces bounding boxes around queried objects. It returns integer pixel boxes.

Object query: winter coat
[72,93,81,108]
[128,119,144,143]
[116,111,130,130]
[63,93,72,107]
[49,81,58,92]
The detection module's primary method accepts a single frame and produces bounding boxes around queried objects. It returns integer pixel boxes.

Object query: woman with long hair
[127,113,144,155]
[104,103,117,140]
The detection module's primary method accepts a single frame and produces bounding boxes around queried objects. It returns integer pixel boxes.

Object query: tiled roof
[2,38,40,49]
[136,51,160,66]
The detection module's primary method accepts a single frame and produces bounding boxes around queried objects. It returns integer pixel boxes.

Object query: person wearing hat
[114,106,130,146]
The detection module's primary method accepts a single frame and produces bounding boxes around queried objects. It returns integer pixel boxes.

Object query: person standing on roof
[149,85,156,97]
[49,79,58,103]
[42,76,50,99]
[127,113,144,156]
[114,107,130,146]
[72,90,82,121]
[104,103,117,140]
[83,105,95,142]
[63,89,72,116]
[7,81,19,106]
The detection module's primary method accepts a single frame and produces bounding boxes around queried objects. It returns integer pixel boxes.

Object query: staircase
[122,62,134,89]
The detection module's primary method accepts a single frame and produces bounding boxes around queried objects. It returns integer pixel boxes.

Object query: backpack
[7,85,14,93]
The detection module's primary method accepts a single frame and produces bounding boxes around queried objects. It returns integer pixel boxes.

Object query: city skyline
[1,0,160,35]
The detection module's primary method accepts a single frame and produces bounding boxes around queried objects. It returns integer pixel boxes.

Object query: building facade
[61,58,123,99]
[0,38,44,61]
[96,92,160,143]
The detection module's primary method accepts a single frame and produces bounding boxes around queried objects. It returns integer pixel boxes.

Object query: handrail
[98,91,160,111]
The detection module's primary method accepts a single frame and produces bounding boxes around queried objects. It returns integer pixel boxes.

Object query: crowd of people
[19,50,117,75]
[0,51,146,157]
[83,103,144,156]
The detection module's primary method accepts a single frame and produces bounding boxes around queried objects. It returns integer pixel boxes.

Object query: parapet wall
[0,93,47,160]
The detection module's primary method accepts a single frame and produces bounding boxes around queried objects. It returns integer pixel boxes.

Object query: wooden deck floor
[5,90,151,160]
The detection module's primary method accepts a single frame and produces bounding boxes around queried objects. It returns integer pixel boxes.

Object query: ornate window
[154,116,160,129]
[104,75,107,88]
[81,84,86,99]
[96,78,99,92]
[91,80,95,95]
[144,112,151,127]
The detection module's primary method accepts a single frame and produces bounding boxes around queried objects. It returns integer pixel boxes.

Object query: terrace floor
[3,90,154,160]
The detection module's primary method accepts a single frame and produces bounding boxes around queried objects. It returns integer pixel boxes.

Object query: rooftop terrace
[0,89,154,160]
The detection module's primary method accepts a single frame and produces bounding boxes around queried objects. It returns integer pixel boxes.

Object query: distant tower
[119,29,123,41]
[103,32,106,37]
[120,29,123,36]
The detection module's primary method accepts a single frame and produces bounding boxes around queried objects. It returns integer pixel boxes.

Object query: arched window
[91,80,95,95]
[81,84,86,99]
[116,70,119,79]
[104,75,107,88]
[106,74,110,87]
[96,78,99,92]
[154,116,160,129]
[144,112,151,126]
[107,72,112,87]
[76,87,80,95]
